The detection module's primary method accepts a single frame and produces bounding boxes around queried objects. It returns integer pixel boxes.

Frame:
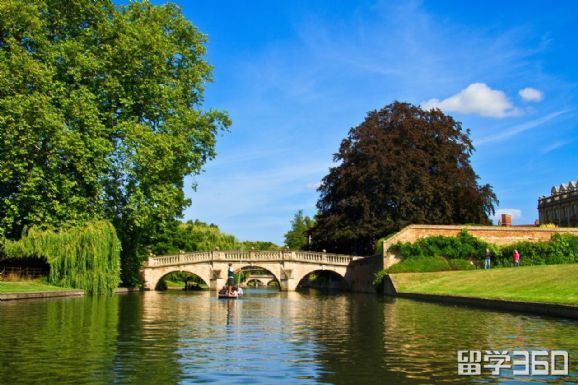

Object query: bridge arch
[146,265,212,291]
[245,278,265,287]
[295,268,349,291]
[237,265,281,290]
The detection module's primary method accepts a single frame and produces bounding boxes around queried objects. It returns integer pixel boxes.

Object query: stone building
[538,180,578,227]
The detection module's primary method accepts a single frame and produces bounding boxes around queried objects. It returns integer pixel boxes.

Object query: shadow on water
[0,290,576,384]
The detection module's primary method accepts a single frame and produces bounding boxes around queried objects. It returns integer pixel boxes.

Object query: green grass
[0,279,75,293]
[386,256,476,273]
[165,280,185,289]
[164,280,208,290]
[390,264,578,305]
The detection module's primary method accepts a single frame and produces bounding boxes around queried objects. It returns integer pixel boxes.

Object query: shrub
[373,269,388,288]
[373,233,396,256]
[389,230,491,261]
[387,231,578,268]
[495,233,578,267]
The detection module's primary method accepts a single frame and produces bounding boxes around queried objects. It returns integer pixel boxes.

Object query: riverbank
[389,264,578,305]
[386,264,578,319]
[0,279,139,301]
[0,280,83,301]
[0,280,73,293]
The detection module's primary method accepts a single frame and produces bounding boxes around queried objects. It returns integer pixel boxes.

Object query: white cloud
[422,83,517,118]
[492,208,522,223]
[518,87,544,102]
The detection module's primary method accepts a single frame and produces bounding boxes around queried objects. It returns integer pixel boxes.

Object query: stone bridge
[242,274,277,287]
[140,250,367,291]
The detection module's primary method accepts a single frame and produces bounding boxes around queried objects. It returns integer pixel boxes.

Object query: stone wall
[346,255,384,293]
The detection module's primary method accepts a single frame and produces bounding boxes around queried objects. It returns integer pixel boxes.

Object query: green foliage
[159,271,207,290]
[3,221,121,295]
[372,269,388,289]
[0,0,230,286]
[151,220,238,255]
[241,241,281,251]
[311,102,497,255]
[387,231,578,270]
[373,233,396,256]
[494,233,578,267]
[284,210,315,250]
[148,220,280,255]
[391,230,492,260]
[374,232,578,287]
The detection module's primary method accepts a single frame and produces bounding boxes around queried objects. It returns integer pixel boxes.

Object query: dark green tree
[0,0,230,285]
[311,102,498,255]
[284,210,316,250]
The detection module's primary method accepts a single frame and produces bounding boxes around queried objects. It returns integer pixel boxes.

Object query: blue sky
[165,0,578,244]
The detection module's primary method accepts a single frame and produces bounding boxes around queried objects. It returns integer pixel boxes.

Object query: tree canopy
[0,0,230,285]
[151,220,239,255]
[149,220,280,255]
[284,210,315,250]
[311,102,498,255]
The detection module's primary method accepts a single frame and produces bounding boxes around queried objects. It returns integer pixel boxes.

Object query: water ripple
[0,290,576,384]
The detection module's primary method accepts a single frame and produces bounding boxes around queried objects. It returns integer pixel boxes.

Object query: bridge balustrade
[145,250,362,268]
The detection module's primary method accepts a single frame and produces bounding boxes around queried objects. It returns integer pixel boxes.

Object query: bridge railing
[145,250,364,268]
[145,252,213,267]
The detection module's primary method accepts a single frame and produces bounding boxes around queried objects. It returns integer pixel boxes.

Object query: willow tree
[4,221,121,295]
[311,102,498,255]
[0,1,230,285]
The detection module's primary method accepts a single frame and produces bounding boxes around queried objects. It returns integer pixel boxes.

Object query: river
[0,289,576,384]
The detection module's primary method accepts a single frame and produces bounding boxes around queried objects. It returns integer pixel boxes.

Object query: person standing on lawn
[513,249,520,267]
[484,248,491,270]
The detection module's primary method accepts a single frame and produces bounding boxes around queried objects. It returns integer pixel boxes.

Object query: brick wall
[382,224,578,259]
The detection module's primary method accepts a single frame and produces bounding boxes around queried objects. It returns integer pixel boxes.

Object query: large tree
[311,102,497,255]
[0,0,230,284]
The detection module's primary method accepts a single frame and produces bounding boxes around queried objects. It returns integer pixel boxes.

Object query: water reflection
[0,289,576,384]
[0,296,120,384]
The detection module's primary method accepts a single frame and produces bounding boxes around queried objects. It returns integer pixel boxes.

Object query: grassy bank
[0,279,76,293]
[390,264,578,305]
[163,280,183,289]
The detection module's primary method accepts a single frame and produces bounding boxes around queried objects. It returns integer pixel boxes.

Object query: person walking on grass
[484,248,491,270]
[513,249,520,267]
